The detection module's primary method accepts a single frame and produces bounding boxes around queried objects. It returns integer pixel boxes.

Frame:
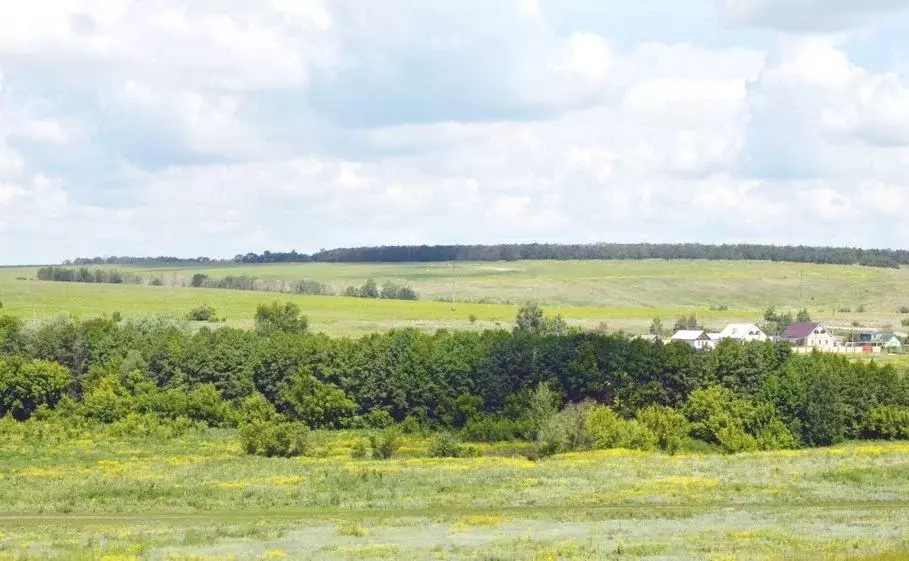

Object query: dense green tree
[254,302,308,336]
[281,367,357,428]
[0,359,72,420]
[361,279,379,299]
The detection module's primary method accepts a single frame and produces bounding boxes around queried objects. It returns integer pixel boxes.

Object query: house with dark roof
[783,322,837,348]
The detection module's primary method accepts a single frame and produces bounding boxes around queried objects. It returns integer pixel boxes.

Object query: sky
[2,0,909,264]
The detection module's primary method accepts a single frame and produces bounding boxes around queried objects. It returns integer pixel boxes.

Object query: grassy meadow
[2,260,908,335]
[2,425,909,560]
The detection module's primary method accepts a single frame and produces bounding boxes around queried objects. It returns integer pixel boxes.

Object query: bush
[857,304,867,313]
[684,386,796,454]
[370,427,402,459]
[401,408,429,434]
[536,402,595,457]
[190,273,208,288]
[254,302,308,335]
[239,393,281,424]
[186,305,217,322]
[462,415,533,442]
[635,405,688,454]
[428,432,468,458]
[281,368,357,429]
[366,409,395,429]
[138,384,237,427]
[0,359,72,420]
[109,414,203,439]
[351,439,369,459]
[239,420,309,458]
[900,306,909,315]
[586,404,657,452]
[864,406,909,440]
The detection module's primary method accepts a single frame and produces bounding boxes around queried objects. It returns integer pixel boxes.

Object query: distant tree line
[344,279,418,301]
[68,243,909,268]
[2,305,908,456]
[36,268,418,301]
[37,267,143,285]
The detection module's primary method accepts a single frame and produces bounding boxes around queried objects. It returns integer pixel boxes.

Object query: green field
[1,424,908,560]
[2,260,908,335]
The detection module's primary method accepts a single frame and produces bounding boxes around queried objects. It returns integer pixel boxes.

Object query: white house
[718,323,768,342]
[783,322,838,348]
[671,330,712,350]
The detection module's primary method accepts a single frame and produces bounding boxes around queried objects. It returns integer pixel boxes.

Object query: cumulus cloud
[1,1,909,263]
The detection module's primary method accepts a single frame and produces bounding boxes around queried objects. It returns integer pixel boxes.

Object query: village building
[783,322,837,348]
[857,332,904,350]
[717,323,768,342]
[670,330,712,350]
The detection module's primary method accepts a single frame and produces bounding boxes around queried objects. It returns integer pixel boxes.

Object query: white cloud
[716,0,909,30]
[2,1,909,263]
[741,37,909,183]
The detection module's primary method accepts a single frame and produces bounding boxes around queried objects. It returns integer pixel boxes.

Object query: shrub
[254,302,308,335]
[350,439,369,459]
[138,384,237,427]
[370,427,402,459]
[366,409,395,429]
[635,405,688,454]
[864,406,909,440]
[857,304,867,313]
[400,414,427,434]
[80,375,133,423]
[109,414,203,440]
[462,415,533,442]
[586,405,623,449]
[536,402,595,457]
[0,359,72,420]
[684,386,796,454]
[281,368,357,429]
[527,382,560,434]
[239,393,281,424]
[186,305,217,322]
[190,273,208,288]
[468,314,478,324]
[428,432,468,458]
[837,307,852,313]
[586,404,658,452]
[239,420,309,458]
[900,306,909,315]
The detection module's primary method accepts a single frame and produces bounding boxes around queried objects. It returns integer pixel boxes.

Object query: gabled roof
[707,333,723,340]
[719,323,765,339]
[782,322,822,340]
[671,330,708,341]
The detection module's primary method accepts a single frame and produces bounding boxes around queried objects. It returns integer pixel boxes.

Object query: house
[783,322,837,348]
[705,332,723,349]
[718,323,768,342]
[671,330,712,350]
[878,334,903,350]
[858,332,903,350]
